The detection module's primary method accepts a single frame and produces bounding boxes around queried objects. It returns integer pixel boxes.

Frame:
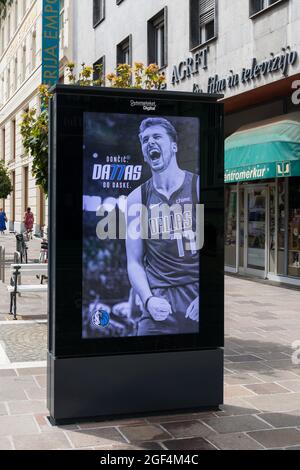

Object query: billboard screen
[49,86,224,358]
[82,113,201,339]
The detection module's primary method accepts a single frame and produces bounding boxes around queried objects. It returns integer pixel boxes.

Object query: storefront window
[239,188,244,268]
[288,178,300,278]
[225,187,237,268]
[269,185,276,273]
[277,180,286,275]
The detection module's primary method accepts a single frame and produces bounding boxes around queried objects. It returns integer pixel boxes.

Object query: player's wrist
[144,295,154,313]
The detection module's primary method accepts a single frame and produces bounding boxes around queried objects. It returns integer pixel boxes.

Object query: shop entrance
[245,187,267,276]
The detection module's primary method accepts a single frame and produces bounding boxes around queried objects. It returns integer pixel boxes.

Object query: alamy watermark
[95,202,205,252]
[291,80,300,105]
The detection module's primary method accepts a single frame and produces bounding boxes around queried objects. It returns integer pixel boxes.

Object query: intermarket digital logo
[130,100,157,111]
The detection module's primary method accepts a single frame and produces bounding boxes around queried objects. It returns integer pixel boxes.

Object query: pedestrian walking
[0,208,7,235]
[24,207,34,239]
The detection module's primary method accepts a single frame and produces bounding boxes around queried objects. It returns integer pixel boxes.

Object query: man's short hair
[139,118,178,143]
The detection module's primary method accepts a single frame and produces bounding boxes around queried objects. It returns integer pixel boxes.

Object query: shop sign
[208,48,298,94]
[225,164,271,183]
[225,160,300,183]
[171,47,209,86]
[276,161,291,177]
[42,0,60,86]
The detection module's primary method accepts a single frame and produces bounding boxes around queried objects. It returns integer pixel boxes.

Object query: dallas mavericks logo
[91,307,110,328]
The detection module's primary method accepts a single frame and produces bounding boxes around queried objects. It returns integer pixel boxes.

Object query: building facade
[0,0,73,234]
[73,0,300,285]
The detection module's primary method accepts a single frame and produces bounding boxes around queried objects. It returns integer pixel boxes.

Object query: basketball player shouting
[126,117,200,336]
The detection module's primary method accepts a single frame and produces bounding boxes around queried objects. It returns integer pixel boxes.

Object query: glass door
[245,187,267,275]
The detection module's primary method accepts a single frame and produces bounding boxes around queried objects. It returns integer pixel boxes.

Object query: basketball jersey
[141,171,199,289]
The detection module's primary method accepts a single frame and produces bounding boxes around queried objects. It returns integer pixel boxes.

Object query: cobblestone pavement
[0,323,47,363]
[0,272,300,449]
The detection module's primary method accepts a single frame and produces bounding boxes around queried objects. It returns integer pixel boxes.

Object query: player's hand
[186,297,199,322]
[147,297,172,321]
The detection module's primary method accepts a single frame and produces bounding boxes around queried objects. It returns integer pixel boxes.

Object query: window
[22,45,26,82]
[7,14,11,43]
[190,0,216,50]
[1,27,4,55]
[31,30,36,71]
[60,0,65,50]
[6,67,10,99]
[148,8,168,69]
[250,0,285,16]
[93,0,105,28]
[117,35,132,66]
[13,57,18,91]
[14,0,18,32]
[23,166,29,212]
[11,119,16,160]
[1,128,5,161]
[93,56,105,85]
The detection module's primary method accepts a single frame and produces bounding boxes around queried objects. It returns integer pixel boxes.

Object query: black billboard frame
[48,85,224,423]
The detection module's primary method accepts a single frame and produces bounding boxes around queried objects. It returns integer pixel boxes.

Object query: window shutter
[199,0,215,26]
[93,0,101,26]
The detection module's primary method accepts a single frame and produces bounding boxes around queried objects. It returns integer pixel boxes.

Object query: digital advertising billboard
[48,86,224,422]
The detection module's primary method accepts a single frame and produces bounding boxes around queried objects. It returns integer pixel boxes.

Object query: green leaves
[20,61,166,196]
[0,0,13,19]
[20,97,49,195]
[0,160,13,199]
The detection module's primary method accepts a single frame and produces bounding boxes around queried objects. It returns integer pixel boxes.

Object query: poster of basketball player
[82,112,200,339]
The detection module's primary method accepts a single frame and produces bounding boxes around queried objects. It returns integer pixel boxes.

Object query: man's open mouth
[149,149,161,161]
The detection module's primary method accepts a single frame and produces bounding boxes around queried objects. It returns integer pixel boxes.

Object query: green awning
[225,113,300,183]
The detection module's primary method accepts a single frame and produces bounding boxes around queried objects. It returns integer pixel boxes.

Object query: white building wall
[72,0,300,96]
[0,0,74,234]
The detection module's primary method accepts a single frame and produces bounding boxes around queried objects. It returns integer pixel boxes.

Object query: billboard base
[47,348,223,424]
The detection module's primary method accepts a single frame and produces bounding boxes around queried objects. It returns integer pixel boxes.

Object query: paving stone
[95,442,164,451]
[277,380,300,392]
[224,373,264,386]
[34,375,46,389]
[0,325,47,363]
[78,418,147,429]
[13,432,72,450]
[65,428,126,448]
[0,370,17,377]
[244,383,290,395]
[248,429,300,449]
[0,403,8,416]
[120,424,171,442]
[215,397,260,417]
[202,415,272,434]
[24,387,46,400]
[7,400,48,415]
[0,437,13,450]
[250,370,300,383]
[243,393,300,413]
[208,432,265,450]
[258,412,300,428]
[163,437,216,450]
[17,367,46,376]
[224,385,256,398]
[147,413,202,423]
[226,355,263,363]
[0,415,39,437]
[161,420,215,439]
